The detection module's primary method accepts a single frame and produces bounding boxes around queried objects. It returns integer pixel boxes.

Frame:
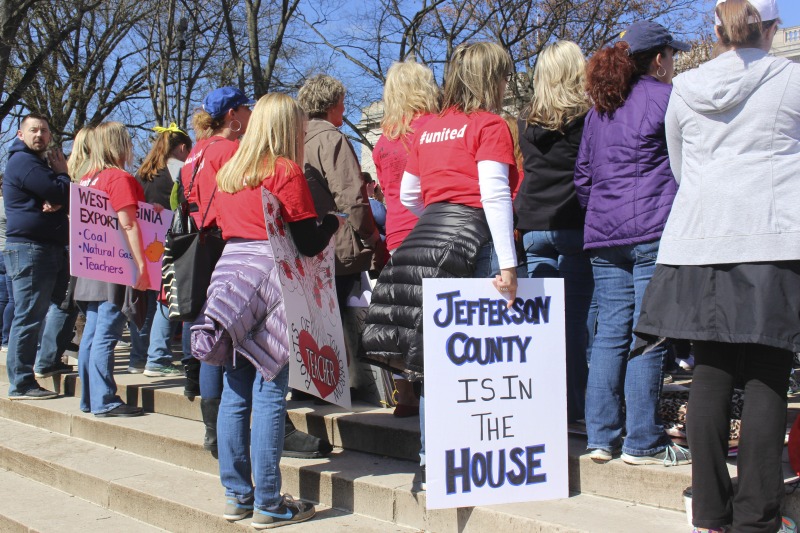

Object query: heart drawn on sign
[297,330,340,398]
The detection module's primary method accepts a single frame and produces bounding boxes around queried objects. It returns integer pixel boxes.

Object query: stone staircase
[0,346,796,532]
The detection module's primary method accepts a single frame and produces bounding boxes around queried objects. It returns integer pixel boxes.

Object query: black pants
[687,341,793,532]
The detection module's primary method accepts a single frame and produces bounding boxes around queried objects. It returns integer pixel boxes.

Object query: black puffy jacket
[361,202,491,378]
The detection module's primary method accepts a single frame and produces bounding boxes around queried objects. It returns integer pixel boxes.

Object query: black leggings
[687,341,793,532]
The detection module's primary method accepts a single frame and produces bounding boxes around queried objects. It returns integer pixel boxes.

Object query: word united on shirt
[418,125,467,145]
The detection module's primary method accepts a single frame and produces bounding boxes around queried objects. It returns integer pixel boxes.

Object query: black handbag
[162,142,225,321]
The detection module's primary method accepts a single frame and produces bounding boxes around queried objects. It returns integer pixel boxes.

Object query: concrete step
[0,416,416,533]
[0,416,686,533]
[0,468,166,532]
[0,359,698,513]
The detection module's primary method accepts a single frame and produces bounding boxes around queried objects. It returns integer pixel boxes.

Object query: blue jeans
[78,300,128,414]
[4,242,69,396]
[522,229,593,422]
[218,358,289,509]
[3,264,14,346]
[128,292,174,370]
[0,253,8,346]
[35,302,79,373]
[585,239,669,456]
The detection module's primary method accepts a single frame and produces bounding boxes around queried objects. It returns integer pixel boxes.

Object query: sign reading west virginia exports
[263,190,351,409]
[69,183,172,291]
[423,278,568,509]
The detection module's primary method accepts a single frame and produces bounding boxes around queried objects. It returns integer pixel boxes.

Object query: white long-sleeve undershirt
[399,161,517,270]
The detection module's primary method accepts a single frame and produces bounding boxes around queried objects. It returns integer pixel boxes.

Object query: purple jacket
[574,76,677,250]
[191,239,289,382]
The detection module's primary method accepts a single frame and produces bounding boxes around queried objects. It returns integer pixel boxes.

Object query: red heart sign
[297,330,340,399]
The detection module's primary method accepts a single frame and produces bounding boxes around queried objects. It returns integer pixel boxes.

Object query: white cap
[715,0,780,26]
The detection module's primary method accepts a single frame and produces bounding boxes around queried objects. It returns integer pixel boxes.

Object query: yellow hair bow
[152,122,187,136]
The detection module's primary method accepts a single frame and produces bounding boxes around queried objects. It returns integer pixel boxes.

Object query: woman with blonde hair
[635,0,800,530]
[515,41,593,425]
[192,93,340,528]
[364,41,519,486]
[67,126,94,182]
[74,121,150,417]
[370,59,439,418]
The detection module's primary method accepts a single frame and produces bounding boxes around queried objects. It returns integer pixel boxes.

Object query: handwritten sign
[69,183,172,291]
[262,190,351,409]
[423,278,568,509]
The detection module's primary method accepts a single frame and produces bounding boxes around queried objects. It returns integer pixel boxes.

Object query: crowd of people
[1,0,799,531]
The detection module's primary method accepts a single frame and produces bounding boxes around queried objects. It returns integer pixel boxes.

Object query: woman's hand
[133,265,150,291]
[493,267,518,308]
[152,203,166,214]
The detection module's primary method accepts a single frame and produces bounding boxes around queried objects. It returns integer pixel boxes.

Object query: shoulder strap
[185,138,223,198]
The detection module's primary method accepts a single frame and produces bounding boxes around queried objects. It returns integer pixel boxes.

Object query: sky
[777,0,800,27]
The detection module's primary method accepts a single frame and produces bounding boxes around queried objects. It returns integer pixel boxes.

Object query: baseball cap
[715,0,780,26]
[202,87,256,119]
[619,20,692,55]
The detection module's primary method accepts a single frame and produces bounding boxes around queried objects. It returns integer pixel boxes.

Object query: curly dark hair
[586,41,664,116]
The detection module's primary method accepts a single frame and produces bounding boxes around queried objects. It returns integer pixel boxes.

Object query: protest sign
[263,190,351,409]
[69,183,172,291]
[423,277,568,509]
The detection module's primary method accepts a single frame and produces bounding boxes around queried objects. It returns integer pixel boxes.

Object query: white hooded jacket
[658,48,800,265]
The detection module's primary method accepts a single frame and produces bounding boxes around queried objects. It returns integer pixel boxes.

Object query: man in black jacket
[4,113,71,400]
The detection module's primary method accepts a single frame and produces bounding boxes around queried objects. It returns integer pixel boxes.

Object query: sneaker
[127,366,145,374]
[8,387,58,400]
[94,404,144,417]
[622,444,691,467]
[143,365,183,377]
[663,373,674,384]
[223,497,254,521]
[781,516,798,533]
[252,495,315,529]
[34,361,73,378]
[588,448,617,463]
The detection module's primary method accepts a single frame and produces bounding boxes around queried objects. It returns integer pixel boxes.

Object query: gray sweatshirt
[659,48,800,265]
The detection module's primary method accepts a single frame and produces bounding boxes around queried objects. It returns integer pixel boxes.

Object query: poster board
[263,190,351,409]
[423,277,568,509]
[69,183,172,291]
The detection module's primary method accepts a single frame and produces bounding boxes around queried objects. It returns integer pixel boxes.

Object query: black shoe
[94,404,144,417]
[8,387,58,400]
[282,415,333,459]
[184,360,200,399]
[34,362,73,378]
[412,465,426,492]
[200,398,220,459]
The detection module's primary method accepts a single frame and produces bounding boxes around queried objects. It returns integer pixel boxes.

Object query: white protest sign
[262,190,351,409]
[423,277,568,509]
[69,183,172,291]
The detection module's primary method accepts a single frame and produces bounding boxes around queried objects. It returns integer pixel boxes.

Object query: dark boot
[283,413,333,459]
[200,398,220,459]
[184,359,201,399]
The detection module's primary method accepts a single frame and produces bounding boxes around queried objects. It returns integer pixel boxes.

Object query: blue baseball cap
[202,87,256,119]
[619,21,691,55]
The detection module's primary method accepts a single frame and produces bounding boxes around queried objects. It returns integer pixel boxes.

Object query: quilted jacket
[361,202,491,378]
[573,75,677,250]
[191,239,289,381]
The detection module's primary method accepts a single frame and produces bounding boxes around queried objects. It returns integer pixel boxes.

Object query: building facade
[771,25,800,62]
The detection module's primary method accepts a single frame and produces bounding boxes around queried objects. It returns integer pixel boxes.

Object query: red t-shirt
[405,108,519,209]
[216,159,318,240]
[80,168,144,211]
[373,114,433,251]
[180,136,239,229]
